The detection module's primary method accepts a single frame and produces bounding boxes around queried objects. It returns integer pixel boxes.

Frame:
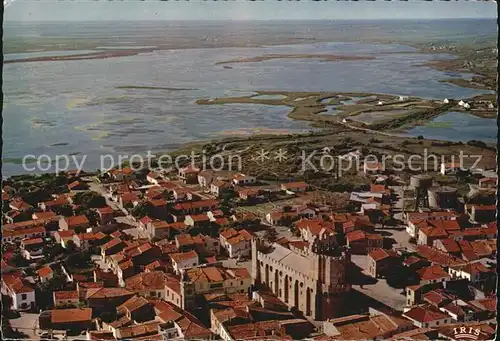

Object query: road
[9,312,39,339]
[350,255,407,312]
[88,179,137,227]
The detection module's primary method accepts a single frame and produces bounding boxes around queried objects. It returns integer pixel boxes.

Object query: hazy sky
[5,1,497,22]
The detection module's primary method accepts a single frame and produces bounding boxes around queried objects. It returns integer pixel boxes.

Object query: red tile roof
[174,199,218,211]
[436,238,461,253]
[417,265,450,282]
[368,248,391,262]
[54,290,79,300]
[403,306,449,323]
[281,181,308,190]
[51,308,92,324]
[170,250,198,263]
[65,215,89,227]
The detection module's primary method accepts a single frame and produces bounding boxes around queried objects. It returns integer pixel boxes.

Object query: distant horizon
[4,2,497,21]
[4,17,497,23]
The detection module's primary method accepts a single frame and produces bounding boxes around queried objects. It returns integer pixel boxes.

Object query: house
[53,290,79,307]
[478,177,497,189]
[149,220,172,240]
[116,295,156,323]
[68,181,88,191]
[364,161,384,174]
[38,197,70,212]
[125,271,169,299]
[32,211,57,220]
[440,162,464,175]
[20,237,44,258]
[415,245,466,268]
[73,233,97,251]
[198,171,214,189]
[295,205,316,219]
[237,188,260,201]
[174,199,218,215]
[346,230,383,254]
[118,192,141,209]
[170,264,252,310]
[170,250,199,274]
[322,310,413,340]
[403,305,452,328]
[106,167,136,181]
[433,238,461,257]
[54,230,76,248]
[448,226,497,242]
[448,263,494,285]
[465,204,496,223]
[219,228,253,259]
[184,213,211,228]
[1,273,36,311]
[38,266,54,283]
[9,198,33,212]
[146,171,163,185]
[418,227,448,246]
[147,199,168,219]
[295,219,335,243]
[152,299,213,339]
[85,287,135,313]
[265,211,299,226]
[211,180,232,197]
[101,238,126,258]
[367,248,399,278]
[232,173,256,186]
[2,226,47,243]
[417,265,451,285]
[172,187,193,201]
[178,165,200,184]
[40,308,93,333]
[59,215,90,231]
[96,206,115,225]
[193,234,220,256]
[280,182,309,194]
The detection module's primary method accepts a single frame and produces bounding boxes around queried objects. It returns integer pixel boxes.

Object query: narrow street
[88,179,137,227]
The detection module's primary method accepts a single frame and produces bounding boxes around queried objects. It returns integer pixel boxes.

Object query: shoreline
[3,37,496,177]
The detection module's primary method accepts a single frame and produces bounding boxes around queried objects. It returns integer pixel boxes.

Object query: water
[404,112,497,143]
[324,106,342,115]
[251,94,287,100]
[2,20,496,175]
[4,50,96,61]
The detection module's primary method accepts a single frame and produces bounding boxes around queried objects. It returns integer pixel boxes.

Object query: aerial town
[1,157,496,340]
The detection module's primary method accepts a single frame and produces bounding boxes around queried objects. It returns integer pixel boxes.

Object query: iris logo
[453,327,481,341]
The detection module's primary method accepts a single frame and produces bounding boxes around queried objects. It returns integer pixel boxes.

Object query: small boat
[223,66,233,69]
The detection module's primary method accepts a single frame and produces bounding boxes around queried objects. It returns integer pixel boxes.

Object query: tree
[11,250,28,267]
[56,204,74,217]
[131,202,150,219]
[381,216,394,228]
[264,229,278,243]
[65,240,77,254]
[74,191,106,208]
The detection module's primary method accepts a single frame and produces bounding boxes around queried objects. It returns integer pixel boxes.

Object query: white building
[1,275,36,311]
[219,228,253,259]
[443,98,450,104]
[232,173,256,186]
[403,306,451,328]
[170,251,199,274]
